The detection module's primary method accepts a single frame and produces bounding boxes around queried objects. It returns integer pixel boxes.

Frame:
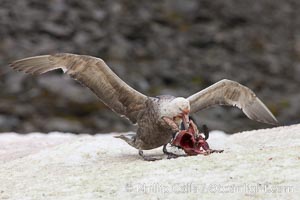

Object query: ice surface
[0,125,299,199]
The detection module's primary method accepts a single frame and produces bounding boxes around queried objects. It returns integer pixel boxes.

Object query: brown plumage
[10,53,278,160]
[10,54,147,124]
[188,79,278,125]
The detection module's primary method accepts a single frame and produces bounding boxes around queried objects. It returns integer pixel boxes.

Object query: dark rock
[0,0,299,134]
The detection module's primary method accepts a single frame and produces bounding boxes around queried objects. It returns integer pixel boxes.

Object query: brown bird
[10,53,278,160]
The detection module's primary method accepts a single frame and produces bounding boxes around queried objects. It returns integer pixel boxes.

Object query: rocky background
[0,0,299,134]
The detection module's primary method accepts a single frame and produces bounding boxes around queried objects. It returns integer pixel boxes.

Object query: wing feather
[187,79,278,125]
[10,53,148,123]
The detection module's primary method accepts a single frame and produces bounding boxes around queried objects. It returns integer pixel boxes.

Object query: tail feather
[114,133,136,147]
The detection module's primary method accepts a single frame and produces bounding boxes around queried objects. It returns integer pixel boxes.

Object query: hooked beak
[182,110,190,130]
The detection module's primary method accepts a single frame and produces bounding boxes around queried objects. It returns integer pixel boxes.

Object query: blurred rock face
[0,0,299,133]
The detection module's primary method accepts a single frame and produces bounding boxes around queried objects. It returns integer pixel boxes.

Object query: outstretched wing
[10,53,148,123]
[187,79,278,125]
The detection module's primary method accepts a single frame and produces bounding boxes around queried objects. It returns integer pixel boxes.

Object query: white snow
[0,125,299,200]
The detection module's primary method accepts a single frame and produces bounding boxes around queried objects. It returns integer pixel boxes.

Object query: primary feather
[188,79,278,125]
[10,53,148,123]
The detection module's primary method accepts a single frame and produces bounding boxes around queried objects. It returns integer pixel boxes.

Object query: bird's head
[167,97,190,129]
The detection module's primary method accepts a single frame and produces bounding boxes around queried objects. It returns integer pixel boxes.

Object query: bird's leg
[163,144,179,159]
[161,117,190,159]
[163,144,187,159]
[138,150,162,161]
[163,144,173,155]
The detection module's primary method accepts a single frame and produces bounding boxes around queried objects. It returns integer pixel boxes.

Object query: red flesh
[172,120,222,156]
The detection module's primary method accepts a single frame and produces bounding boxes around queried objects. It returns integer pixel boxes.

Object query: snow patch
[0,125,299,199]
